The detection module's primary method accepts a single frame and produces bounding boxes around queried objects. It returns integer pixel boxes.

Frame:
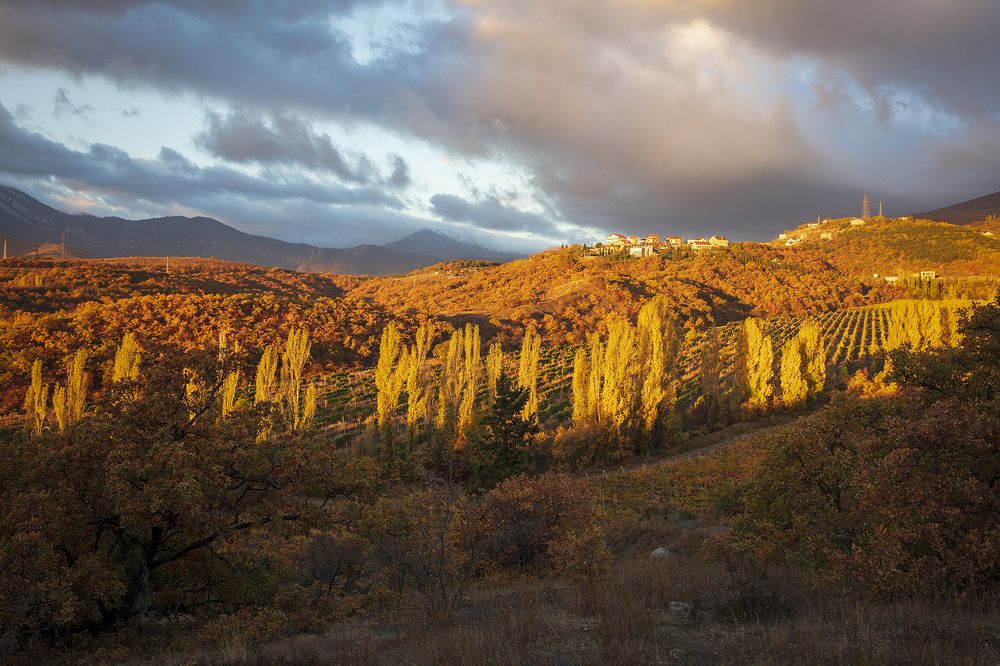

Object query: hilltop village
[586,232,729,257]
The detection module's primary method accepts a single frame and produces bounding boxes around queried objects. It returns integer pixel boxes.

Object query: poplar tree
[457,323,481,440]
[436,329,464,440]
[740,318,774,412]
[375,323,406,444]
[600,318,637,433]
[112,333,140,382]
[53,349,88,432]
[571,347,590,425]
[586,332,604,426]
[780,336,808,407]
[279,327,312,431]
[799,321,826,397]
[24,359,48,435]
[637,296,678,435]
[220,370,240,418]
[406,322,436,435]
[517,325,541,420]
[254,345,279,404]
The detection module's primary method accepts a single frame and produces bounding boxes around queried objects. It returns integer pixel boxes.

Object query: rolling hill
[916,191,1000,225]
[0,186,509,275]
[774,216,1000,277]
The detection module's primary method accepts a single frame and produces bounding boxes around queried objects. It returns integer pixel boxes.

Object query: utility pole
[2,238,6,260]
[862,193,871,220]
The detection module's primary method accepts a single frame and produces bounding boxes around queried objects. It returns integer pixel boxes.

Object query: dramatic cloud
[0,0,999,244]
[196,110,380,184]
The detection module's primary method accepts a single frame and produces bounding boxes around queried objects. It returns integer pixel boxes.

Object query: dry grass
[134,521,1000,666]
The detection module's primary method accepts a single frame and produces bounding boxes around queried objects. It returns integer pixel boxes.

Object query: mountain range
[0,186,520,275]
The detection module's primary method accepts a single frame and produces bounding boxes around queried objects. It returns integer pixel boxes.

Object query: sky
[1,1,999,251]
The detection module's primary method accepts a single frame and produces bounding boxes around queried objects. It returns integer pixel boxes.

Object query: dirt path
[584,413,805,479]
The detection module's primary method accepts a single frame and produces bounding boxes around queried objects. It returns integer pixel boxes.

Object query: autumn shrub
[474,473,609,579]
[547,424,614,470]
[361,483,479,623]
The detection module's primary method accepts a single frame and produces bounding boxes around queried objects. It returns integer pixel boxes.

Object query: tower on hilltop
[862,194,871,220]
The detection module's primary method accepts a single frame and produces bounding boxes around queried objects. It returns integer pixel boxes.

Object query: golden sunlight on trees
[517,325,541,420]
[737,317,774,413]
[52,349,88,433]
[111,333,140,383]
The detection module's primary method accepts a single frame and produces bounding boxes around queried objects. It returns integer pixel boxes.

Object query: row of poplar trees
[373,321,542,458]
[570,295,680,448]
[25,328,318,438]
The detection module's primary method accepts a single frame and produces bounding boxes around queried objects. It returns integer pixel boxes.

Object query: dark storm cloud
[196,110,375,184]
[430,193,561,237]
[0,103,401,210]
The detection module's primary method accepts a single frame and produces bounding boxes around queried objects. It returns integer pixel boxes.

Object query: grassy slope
[779,217,1000,277]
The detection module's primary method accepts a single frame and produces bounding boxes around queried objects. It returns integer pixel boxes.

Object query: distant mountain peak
[384,227,523,262]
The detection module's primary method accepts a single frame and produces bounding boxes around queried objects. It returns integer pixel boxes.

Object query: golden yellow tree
[698,327,724,424]
[571,347,590,425]
[600,318,637,433]
[517,324,541,420]
[780,336,808,407]
[112,333,141,382]
[436,329,464,439]
[457,324,481,440]
[279,327,312,431]
[53,349,88,433]
[799,320,826,397]
[636,296,678,435]
[254,345,279,405]
[375,323,406,443]
[24,359,48,435]
[586,332,604,426]
[740,318,774,412]
[406,322,437,435]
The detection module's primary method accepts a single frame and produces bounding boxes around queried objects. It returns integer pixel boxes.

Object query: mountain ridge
[915,190,1000,225]
[0,186,512,275]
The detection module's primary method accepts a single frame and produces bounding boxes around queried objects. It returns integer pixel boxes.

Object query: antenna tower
[862,194,871,219]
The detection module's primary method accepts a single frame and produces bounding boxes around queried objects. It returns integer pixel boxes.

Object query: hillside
[353,245,893,344]
[916,190,1000,225]
[0,186,472,275]
[774,216,1000,277]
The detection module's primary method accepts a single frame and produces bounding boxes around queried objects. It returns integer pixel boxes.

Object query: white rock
[668,601,691,613]
[649,546,673,559]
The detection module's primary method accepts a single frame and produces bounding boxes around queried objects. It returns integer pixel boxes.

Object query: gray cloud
[196,109,375,183]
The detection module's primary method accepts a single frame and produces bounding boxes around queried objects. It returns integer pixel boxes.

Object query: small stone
[650,546,673,559]
[668,601,691,613]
